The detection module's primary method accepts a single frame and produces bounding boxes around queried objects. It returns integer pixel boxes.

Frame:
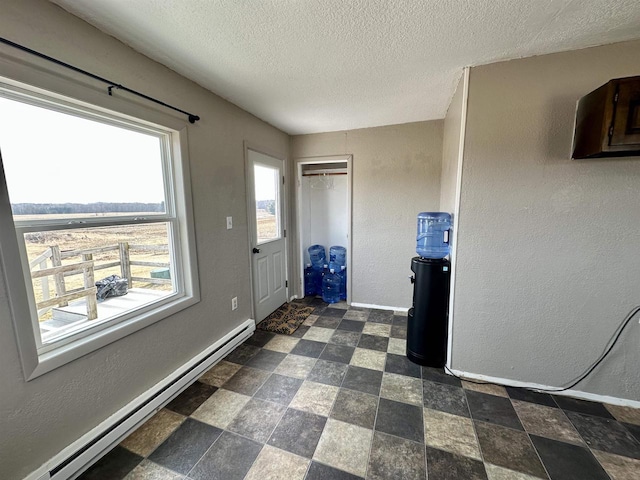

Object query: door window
[254,164,281,244]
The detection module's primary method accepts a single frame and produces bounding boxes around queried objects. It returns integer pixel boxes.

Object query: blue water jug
[322,269,341,304]
[339,266,347,300]
[328,261,342,272]
[313,264,326,294]
[417,212,451,259]
[330,264,346,299]
[304,264,319,296]
[308,244,326,268]
[329,246,347,266]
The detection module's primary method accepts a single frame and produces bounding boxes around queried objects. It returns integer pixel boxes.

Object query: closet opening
[296,156,352,304]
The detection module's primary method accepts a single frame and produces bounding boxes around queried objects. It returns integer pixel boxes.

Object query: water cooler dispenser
[407,212,452,367]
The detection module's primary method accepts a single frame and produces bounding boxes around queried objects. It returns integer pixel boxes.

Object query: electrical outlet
[231,296,238,310]
[226,216,233,229]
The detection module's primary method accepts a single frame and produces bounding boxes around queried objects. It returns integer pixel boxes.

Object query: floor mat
[257,302,315,335]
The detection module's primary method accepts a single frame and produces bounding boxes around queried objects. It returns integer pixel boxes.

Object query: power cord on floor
[444,305,640,393]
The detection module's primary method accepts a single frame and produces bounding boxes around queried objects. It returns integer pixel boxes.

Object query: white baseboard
[25,319,255,480]
[292,296,410,314]
[351,302,409,313]
[449,368,640,408]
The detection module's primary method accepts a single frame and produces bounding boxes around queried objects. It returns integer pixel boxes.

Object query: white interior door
[247,149,287,322]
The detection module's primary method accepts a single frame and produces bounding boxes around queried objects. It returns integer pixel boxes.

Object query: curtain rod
[302,172,347,176]
[0,36,201,124]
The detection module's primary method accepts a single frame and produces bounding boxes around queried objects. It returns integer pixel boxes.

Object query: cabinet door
[610,78,640,147]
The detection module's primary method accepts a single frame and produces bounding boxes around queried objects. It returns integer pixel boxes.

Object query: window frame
[0,78,200,380]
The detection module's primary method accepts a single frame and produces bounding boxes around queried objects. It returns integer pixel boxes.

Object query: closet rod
[302,172,347,177]
[0,36,201,124]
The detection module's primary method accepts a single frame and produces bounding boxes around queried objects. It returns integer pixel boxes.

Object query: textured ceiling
[51,0,640,134]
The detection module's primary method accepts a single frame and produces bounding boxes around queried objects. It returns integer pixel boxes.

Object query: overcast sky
[0,95,165,205]
[0,94,278,211]
[254,164,277,202]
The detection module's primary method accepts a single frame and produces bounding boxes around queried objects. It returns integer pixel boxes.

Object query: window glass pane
[25,222,175,345]
[0,95,166,220]
[254,164,280,243]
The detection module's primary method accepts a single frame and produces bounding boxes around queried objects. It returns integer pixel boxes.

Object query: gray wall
[451,40,640,401]
[291,121,443,308]
[0,1,288,478]
[440,75,465,215]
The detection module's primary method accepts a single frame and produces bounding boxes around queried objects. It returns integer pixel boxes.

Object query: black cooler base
[407,308,446,367]
[406,257,450,368]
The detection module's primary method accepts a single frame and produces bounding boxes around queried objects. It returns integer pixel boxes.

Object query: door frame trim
[243,142,289,322]
[294,155,353,304]
[445,68,470,371]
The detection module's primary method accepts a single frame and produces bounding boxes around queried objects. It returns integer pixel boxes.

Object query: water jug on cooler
[416,212,451,259]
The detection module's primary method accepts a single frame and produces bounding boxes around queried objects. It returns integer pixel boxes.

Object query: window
[0,81,198,377]
[253,164,281,244]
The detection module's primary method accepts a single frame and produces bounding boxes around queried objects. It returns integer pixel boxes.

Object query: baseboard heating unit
[27,319,255,480]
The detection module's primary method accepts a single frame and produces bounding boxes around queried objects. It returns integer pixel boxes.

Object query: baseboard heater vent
[31,320,255,480]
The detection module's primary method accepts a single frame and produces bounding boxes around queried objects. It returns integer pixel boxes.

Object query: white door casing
[246,148,287,322]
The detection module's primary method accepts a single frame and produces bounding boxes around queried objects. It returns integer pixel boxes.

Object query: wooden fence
[30,242,170,320]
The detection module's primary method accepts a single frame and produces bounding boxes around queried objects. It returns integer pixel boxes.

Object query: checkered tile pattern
[80,299,640,479]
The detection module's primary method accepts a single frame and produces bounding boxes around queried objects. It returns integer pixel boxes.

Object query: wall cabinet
[573,76,640,159]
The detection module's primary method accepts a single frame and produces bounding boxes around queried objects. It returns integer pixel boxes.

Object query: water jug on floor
[329,246,347,266]
[322,269,341,304]
[312,264,324,295]
[308,244,326,268]
[416,212,451,259]
[329,261,342,272]
[305,264,319,296]
[331,264,345,297]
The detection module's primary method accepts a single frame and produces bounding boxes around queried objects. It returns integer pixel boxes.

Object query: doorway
[296,155,352,303]
[246,148,288,322]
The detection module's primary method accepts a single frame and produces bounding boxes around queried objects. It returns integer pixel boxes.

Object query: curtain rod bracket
[107,85,122,96]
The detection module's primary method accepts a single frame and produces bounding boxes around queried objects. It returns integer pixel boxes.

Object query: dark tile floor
[81,299,640,479]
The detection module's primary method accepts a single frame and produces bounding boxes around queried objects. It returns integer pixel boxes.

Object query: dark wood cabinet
[572,76,640,159]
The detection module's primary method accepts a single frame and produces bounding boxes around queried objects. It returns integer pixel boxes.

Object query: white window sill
[28,293,199,380]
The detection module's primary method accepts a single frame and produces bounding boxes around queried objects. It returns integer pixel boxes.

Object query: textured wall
[291,121,443,308]
[0,1,288,478]
[452,40,640,401]
[440,74,464,215]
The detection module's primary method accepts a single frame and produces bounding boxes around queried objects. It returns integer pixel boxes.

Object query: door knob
[252,247,261,254]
